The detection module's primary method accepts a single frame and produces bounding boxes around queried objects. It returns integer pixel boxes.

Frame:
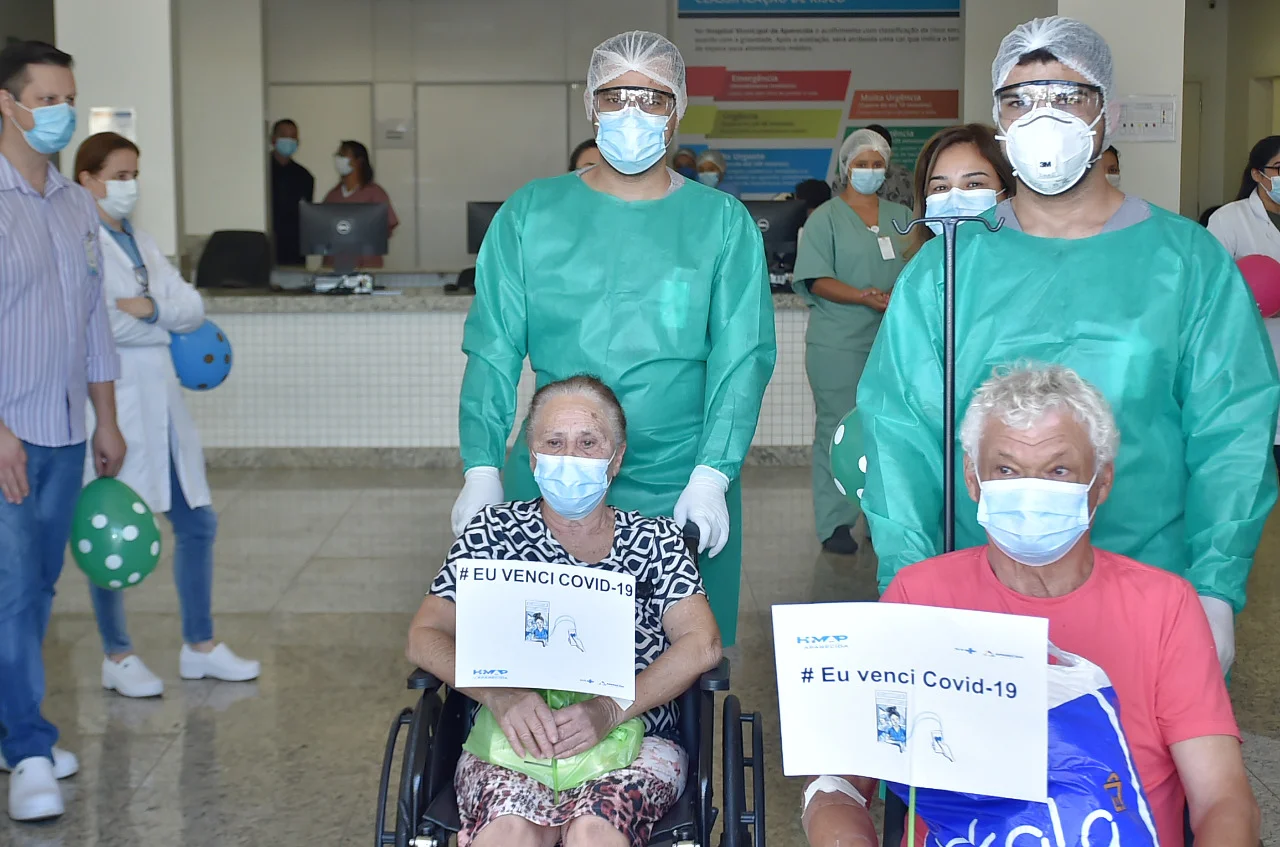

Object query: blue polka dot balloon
[170,319,233,390]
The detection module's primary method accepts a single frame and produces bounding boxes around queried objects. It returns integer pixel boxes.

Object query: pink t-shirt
[882,546,1239,847]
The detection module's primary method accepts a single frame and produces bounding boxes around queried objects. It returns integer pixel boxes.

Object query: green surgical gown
[459,173,777,645]
[791,197,910,542]
[857,205,1280,611]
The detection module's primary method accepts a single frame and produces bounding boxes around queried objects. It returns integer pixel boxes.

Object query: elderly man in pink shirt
[801,364,1259,847]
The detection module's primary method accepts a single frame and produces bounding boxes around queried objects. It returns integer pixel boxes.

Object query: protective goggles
[592,86,676,117]
[995,80,1104,123]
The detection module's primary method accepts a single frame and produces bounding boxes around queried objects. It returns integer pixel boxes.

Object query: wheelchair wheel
[720,695,766,847]
[376,692,441,847]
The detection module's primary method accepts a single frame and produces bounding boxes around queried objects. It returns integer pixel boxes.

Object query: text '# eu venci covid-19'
[797,663,1019,699]
[456,565,634,597]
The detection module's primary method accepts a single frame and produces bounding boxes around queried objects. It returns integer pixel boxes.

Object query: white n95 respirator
[999,108,1100,197]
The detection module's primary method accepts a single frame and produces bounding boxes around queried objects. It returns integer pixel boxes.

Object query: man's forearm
[1193,796,1260,847]
[87,381,119,425]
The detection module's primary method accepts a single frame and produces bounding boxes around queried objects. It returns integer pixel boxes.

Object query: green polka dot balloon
[830,406,868,505]
[71,478,161,591]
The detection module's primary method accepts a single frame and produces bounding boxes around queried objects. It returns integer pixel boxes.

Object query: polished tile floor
[4,466,1278,846]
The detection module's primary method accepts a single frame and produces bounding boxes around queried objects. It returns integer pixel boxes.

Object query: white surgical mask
[97,178,138,220]
[1105,173,1122,189]
[334,156,353,177]
[976,472,1096,567]
[924,187,999,234]
[533,453,613,520]
[998,107,1100,196]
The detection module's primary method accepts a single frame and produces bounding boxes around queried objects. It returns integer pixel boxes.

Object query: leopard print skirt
[454,736,687,846]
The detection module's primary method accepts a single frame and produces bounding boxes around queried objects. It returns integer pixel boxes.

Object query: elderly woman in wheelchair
[405,375,724,847]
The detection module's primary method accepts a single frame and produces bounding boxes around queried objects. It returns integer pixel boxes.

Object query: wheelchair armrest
[407,667,444,692]
[699,658,730,691]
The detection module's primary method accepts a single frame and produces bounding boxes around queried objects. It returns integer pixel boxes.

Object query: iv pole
[891,214,1003,554]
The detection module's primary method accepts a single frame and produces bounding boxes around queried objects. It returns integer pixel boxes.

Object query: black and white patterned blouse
[430,500,705,735]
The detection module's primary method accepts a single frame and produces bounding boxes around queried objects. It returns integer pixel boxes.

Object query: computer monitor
[466,201,503,255]
[299,202,389,275]
[741,199,808,274]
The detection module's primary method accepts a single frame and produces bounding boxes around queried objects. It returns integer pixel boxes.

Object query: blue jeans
[0,442,86,765]
[90,461,217,654]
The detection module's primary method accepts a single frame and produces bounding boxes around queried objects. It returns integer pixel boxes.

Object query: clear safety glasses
[592,86,676,117]
[995,80,1104,123]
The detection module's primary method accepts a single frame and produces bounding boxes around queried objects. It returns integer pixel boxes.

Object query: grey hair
[959,363,1119,470]
[525,374,628,447]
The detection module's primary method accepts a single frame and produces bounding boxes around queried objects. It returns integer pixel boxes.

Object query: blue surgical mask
[676,166,697,180]
[976,473,1096,567]
[15,101,76,155]
[697,171,722,188]
[1265,175,1280,205]
[595,106,669,176]
[923,187,999,235]
[534,453,613,520]
[275,138,298,158]
[849,167,886,195]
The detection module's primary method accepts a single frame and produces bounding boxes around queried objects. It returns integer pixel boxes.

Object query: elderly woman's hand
[551,697,622,759]
[488,690,560,760]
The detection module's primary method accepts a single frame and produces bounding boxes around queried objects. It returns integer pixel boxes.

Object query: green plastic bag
[463,690,643,794]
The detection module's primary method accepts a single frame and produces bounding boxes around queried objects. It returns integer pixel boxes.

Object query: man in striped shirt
[0,41,126,822]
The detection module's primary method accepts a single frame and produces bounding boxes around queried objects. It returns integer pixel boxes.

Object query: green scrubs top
[791,196,911,352]
[858,202,1280,612]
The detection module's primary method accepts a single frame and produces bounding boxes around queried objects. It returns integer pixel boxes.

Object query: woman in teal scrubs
[793,129,909,554]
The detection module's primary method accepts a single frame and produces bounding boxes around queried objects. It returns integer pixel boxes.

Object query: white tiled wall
[186,310,814,449]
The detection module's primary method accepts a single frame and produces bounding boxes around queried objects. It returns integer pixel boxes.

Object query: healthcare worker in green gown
[857,16,1280,674]
[792,128,909,555]
[451,31,776,646]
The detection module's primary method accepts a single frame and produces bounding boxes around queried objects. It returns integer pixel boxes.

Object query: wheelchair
[376,526,767,847]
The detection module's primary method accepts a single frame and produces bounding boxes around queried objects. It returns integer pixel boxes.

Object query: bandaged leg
[801,775,879,847]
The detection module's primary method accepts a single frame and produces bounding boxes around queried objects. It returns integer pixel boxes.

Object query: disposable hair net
[585,31,687,120]
[839,128,892,175]
[991,16,1116,143]
[697,149,727,171]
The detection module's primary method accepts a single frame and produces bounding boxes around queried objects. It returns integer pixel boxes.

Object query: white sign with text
[454,559,636,700]
[773,602,1049,802]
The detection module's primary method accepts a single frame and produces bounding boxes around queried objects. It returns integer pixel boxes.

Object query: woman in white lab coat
[1207,135,1280,472]
[74,133,259,698]
[1208,135,1280,262]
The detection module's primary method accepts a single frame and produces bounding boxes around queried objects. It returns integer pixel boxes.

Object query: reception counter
[191,288,814,469]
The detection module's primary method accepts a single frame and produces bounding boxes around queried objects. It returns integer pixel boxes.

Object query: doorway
[1180,81,1203,220]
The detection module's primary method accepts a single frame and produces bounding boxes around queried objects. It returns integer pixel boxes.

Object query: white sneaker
[179,643,260,682]
[0,747,78,780]
[7,757,64,821]
[102,655,165,698]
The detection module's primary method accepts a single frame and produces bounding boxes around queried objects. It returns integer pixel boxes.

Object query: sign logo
[336,219,353,236]
[797,634,848,646]
[755,217,771,233]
